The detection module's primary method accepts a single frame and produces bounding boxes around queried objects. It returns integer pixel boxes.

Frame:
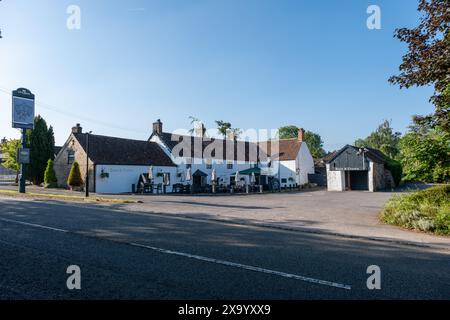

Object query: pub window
[68,151,75,165]
[281,178,287,184]
[227,161,233,170]
[206,160,212,170]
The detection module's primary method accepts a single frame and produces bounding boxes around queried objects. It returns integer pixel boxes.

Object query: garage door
[349,171,368,190]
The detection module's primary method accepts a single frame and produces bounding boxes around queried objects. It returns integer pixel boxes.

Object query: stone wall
[54,134,95,192]
[370,162,386,191]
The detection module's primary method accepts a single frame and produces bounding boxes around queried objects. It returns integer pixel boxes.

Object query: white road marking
[130,242,352,290]
[0,217,352,290]
[0,218,69,233]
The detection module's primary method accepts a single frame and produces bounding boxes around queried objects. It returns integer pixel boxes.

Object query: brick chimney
[297,128,304,142]
[226,130,238,141]
[195,123,206,138]
[153,119,163,135]
[72,124,83,134]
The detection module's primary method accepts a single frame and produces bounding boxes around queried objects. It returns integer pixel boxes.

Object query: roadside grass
[381,185,450,236]
[0,189,138,204]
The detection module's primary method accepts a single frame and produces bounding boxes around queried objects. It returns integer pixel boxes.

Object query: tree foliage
[303,131,326,159]
[215,120,232,138]
[1,139,21,183]
[215,120,242,140]
[384,157,403,187]
[389,0,450,131]
[67,161,83,188]
[399,123,450,183]
[26,116,55,185]
[278,125,325,158]
[44,159,58,188]
[355,120,402,160]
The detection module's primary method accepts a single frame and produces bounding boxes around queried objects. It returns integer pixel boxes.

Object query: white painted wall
[95,164,177,194]
[151,135,315,188]
[277,143,315,188]
[150,135,255,185]
[296,142,315,185]
[176,159,253,186]
[279,160,297,187]
[326,164,345,191]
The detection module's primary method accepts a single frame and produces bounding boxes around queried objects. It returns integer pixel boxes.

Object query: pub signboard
[12,88,35,129]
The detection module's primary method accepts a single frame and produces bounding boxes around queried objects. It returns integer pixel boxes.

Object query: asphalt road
[0,197,449,299]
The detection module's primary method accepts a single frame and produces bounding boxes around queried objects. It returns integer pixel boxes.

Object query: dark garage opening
[345,171,369,191]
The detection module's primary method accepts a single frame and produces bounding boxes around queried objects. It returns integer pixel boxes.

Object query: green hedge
[67,161,83,187]
[44,159,58,188]
[384,157,402,187]
[381,185,450,235]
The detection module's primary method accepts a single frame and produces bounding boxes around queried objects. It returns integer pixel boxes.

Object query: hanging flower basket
[100,169,110,179]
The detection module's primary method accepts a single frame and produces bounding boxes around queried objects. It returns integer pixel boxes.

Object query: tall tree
[188,116,201,135]
[303,131,326,159]
[389,0,450,131]
[399,122,449,183]
[1,139,21,183]
[215,120,242,140]
[278,126,325,158]
[27,116,55,185]
[355,120,402,160]
[215,120,232,138]
[278,126,299,140]
[44,159,58,188]
[228,127,242,140]
[67,161,83,190]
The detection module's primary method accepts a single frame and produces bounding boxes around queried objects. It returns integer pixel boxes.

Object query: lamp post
[12,88,35,194]
[85,131,92,197]
[19,130,27,193]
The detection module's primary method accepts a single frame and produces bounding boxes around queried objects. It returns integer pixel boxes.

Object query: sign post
[12,88,35,193]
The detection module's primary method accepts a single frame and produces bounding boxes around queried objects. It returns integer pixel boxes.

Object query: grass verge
[0,189,138,204]
[381,185,450,236]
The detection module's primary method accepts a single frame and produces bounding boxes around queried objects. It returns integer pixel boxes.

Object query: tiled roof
[314,151,336,168]
[54,146,63,156]
[157,132,259,162]
[257,139,302,161]
[73,133,176,167]
[154,132,302,161]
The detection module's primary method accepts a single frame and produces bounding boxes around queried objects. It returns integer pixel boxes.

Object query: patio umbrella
[211,168,217,183]
[148,166,154,182]
[186,167,192,181]
[235,171,240,185]
[250,172,256,184]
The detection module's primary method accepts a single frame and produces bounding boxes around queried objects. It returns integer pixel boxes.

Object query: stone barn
[325,145,394,192]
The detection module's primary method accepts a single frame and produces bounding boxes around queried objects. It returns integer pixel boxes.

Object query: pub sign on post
[12,88,35,129]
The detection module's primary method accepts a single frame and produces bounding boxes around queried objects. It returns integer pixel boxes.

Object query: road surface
[0,197,449,299]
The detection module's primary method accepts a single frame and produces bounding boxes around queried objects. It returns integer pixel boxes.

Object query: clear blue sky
[0,0,435,151]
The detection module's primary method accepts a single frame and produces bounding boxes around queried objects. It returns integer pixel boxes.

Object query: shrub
[381,185,450,235]
[67,161,83,188]
[44,159,58,188]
